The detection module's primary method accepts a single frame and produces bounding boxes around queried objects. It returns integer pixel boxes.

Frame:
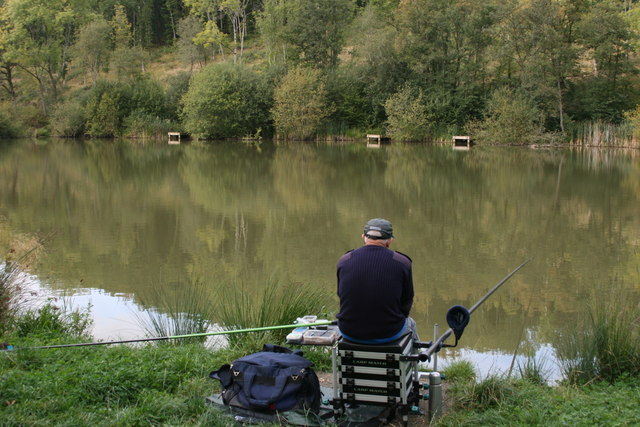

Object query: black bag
[210,344,321,413]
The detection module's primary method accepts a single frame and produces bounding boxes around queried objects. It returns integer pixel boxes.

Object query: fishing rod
[1,320,335,352]
[423,259,531,359]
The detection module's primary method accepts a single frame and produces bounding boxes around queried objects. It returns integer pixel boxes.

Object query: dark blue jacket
[336,245,414,340]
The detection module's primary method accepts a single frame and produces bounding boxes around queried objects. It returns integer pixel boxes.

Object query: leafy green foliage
[181,62,272,139]
[13,300,92,339]
[50,97,86,137]
[468,87,556,145]
[384,85,430,141]
[272,66,333,139]
[84,77,168,137]
[2,1,640,140]
[70,18,112,86]
[0,108,20,138]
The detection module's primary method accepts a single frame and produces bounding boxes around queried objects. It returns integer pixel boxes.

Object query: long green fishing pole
[1,320,335,351]
[424,259,531,358]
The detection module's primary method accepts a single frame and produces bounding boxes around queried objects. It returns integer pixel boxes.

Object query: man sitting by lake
[336,218,418,343]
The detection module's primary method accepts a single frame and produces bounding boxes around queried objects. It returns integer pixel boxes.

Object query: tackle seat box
[332,333,417,406]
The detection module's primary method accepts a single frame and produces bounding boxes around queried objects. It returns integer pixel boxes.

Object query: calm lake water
[1,139,639,380]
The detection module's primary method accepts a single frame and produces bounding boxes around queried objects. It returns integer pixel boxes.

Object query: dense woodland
[2,0,640,143]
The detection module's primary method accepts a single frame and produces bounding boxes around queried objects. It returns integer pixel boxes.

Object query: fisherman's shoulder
[337,249,355,264]
[392,250,412,266]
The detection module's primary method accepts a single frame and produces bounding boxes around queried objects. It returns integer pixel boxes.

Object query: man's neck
[365,240,390,248]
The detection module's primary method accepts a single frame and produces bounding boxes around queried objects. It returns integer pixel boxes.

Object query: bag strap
[262,343,304,357]
[241,371,290,408]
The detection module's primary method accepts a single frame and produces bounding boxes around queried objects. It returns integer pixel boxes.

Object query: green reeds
[555,292,640,385]
[516,354,549,386]
[1,237,47,333]
[216,277,331,350]
[567,120,638,148]
[137,280,216,343]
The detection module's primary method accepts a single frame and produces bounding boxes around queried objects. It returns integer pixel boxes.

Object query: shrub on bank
[384,85,430,142]
[0,108,20,138]
[272,66,334,140]
[83,77,170,138]
[467,87,559,145]
[181,62,273,139]
[50,97,87,137]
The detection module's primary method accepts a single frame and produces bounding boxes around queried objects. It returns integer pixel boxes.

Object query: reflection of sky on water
[30,280,563,383]
[434,344,562,384]
[70,289,146,340]
[28,281,228,348]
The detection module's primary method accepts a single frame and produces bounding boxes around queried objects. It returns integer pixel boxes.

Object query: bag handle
[241,372,290,408]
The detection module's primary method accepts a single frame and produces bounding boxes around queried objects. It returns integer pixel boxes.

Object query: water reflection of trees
[0,140,638,351]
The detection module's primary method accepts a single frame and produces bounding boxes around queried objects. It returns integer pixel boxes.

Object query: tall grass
[13,299,92,340]
[555,292,640,385]
[137,280,216,343]
[567,120,639,148]
[516,354,549,385]
[441,359,476,383]
[216,277,331,350]
[1,237,46,333]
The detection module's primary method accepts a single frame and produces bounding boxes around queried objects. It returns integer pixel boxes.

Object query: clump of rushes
[452,374,517,411]
[216,277,331,351]
[1,236,46,334]
[555,291,640,385]
[442,359,476,383]
[137,280,216,343]
[516,353,549,385]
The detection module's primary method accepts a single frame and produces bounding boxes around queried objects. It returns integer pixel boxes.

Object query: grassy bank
[2,326,639,426]
[438,372,640,426]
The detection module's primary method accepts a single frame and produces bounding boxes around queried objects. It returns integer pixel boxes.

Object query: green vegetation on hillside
[2,0,640,144]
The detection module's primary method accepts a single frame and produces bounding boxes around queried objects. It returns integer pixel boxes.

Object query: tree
[0,23,18,100]
[71,18,112,86]
[192,20,226,61]
[469,87,551,145]
[110,4,148,78]
[181,62,272,138]
[177,15,209,70]
[184,0,227,60]
[384,85,430,141]
[256,0,294,65]
[85,81,128,137]
[286,0,356,68]
[496,0,581,133]
[271,66,333,139]
[390,0,506,130]
[570,0,637,122]
[1,0,90,113]
[221,0,249,64]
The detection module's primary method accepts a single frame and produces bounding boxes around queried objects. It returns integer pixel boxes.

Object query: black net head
[446,305,471,340]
